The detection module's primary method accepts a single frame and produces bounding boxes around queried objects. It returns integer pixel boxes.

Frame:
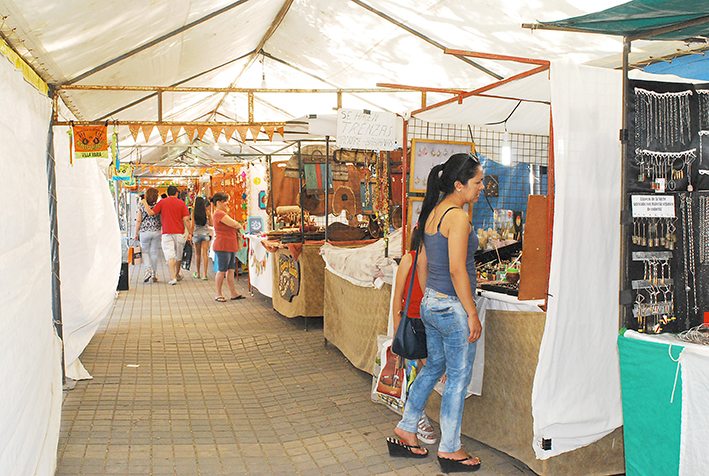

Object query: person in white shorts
[141,185,192,285]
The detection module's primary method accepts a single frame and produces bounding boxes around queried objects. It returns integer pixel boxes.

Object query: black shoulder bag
[391,251,427,360]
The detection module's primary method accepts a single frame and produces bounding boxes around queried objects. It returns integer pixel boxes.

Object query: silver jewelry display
[635,88,692,149]
[631,251,675,333]
[634,148,696,191]
[698,90,709,131]
[701,194,709,264]
[681,193,699,323]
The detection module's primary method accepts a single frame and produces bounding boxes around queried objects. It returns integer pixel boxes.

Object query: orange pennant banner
[223,125,236,141]
[170,126,182,142]
[234,126,249,142]
[141,125,154,142]
[209,125,223,142]
[249,126,262,140]
[129,124,140,142]
[157,125,170,144]
[184,126,197,141]
[277,125,285,138]
[263,126,275,141]
[196,126,209,140]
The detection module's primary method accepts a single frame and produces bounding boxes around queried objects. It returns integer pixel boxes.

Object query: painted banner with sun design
[73,125,109,160]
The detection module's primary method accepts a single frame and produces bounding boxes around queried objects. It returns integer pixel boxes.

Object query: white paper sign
[336,109,397,151]
[631,195,675,218]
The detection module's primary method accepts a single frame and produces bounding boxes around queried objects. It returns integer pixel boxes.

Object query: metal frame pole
[47,89,65,384]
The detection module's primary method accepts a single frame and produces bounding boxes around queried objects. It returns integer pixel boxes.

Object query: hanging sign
[73,125,109,160]
[113,163,134,182]
[631,195,675,218]
[336,108,397,151]
[278,254,300,302]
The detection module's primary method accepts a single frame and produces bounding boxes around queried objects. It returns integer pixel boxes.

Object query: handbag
[391,250,427,360]
[181,241,193,270]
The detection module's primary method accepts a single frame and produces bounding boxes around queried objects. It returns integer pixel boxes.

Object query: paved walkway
[56,261,537,476]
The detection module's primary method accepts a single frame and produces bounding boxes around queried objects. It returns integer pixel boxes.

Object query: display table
[618,331,709,476]
[270,242,326,318]
[246,234,273,298]
[426,305,625,476]
[323,269,392,373]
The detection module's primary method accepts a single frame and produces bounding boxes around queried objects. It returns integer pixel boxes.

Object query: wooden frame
[409,139,475,193]
[407,197,424,245]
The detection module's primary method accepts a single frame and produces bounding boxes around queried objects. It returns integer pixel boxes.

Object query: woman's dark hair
[411,152,481,250]
[212,192,229,205]
[145,187,159,207]
[193,196,207,226]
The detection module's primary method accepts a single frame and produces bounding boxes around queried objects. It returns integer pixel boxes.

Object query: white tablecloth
[246,234,273,298]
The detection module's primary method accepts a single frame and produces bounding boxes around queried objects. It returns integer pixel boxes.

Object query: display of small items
[627,81,709,333]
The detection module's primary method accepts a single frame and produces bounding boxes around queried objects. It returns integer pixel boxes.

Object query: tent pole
[298,141,305,244]
[402,119,408,252]
[47,88,65,385]
[325,136,330,242]
[619,37,631,328]
[267,155,275,231]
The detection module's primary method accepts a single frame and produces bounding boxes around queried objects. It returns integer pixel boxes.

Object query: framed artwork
[407,197,423,240]
[248,216,264,234]
[409,139,475,193]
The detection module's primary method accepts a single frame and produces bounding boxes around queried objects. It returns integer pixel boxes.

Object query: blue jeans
[139,230,162,275]
[397,288,477,453]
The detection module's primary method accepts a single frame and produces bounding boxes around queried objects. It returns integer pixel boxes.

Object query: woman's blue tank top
[423,207,478,297]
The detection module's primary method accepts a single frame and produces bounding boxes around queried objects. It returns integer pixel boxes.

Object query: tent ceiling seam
[62,0,253,86]
[207,0,295,121]
[90,51,256,122]
[349,0,503,81]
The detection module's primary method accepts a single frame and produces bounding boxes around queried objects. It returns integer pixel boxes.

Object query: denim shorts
[214,251,236,272]
[193,233,211,244]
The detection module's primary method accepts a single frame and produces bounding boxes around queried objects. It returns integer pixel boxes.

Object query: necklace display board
[624,79,709,333]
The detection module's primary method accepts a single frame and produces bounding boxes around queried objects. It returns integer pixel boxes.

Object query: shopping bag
[371,336,420,415]
[181,241,192,270]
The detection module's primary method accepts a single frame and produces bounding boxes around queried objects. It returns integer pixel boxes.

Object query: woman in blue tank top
[386,152,484,473]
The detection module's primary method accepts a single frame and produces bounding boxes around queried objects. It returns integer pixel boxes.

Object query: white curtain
[54,126,121,379]
[0,56,62,475]
[531,59,623,459]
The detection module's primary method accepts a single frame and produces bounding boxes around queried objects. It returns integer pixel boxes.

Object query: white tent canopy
[3,1,707,475]
[1,0,702,163]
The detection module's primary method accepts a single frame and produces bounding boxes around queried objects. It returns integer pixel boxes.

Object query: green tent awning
[530,0,709,41]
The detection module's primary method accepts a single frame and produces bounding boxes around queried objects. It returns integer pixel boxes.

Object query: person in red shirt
[142,185,192,285]
[211,193,245,302]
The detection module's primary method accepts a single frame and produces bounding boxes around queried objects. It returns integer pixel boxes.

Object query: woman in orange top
[211,193,245,302]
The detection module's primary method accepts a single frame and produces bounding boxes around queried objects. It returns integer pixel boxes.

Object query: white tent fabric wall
[531,59,623,459]
[0,56,62,475]
[54,126,122,380]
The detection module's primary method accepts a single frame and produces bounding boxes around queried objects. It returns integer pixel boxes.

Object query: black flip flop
[215,296,227,302]
[386,437,428,458]
[231,295,245,300]
[438,455,481,473]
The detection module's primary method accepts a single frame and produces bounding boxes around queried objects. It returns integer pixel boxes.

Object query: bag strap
[402,250,419,318]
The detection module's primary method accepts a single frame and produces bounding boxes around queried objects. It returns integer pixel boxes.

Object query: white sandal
[417,412,437,444]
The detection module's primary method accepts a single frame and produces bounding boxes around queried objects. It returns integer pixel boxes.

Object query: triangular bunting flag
[210,125,223,142]
[170,126,182,142]
[157,125,170,144]
[141,125,154,142]
[129,124,140,142]
[277,125,285,138]
[249,126,262,141]
[235,126,249,141]
[223,125,236,141]
[263,126,275,141]
[149,166,155,173]
[184,126,197,141]
[196,126,209,140]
